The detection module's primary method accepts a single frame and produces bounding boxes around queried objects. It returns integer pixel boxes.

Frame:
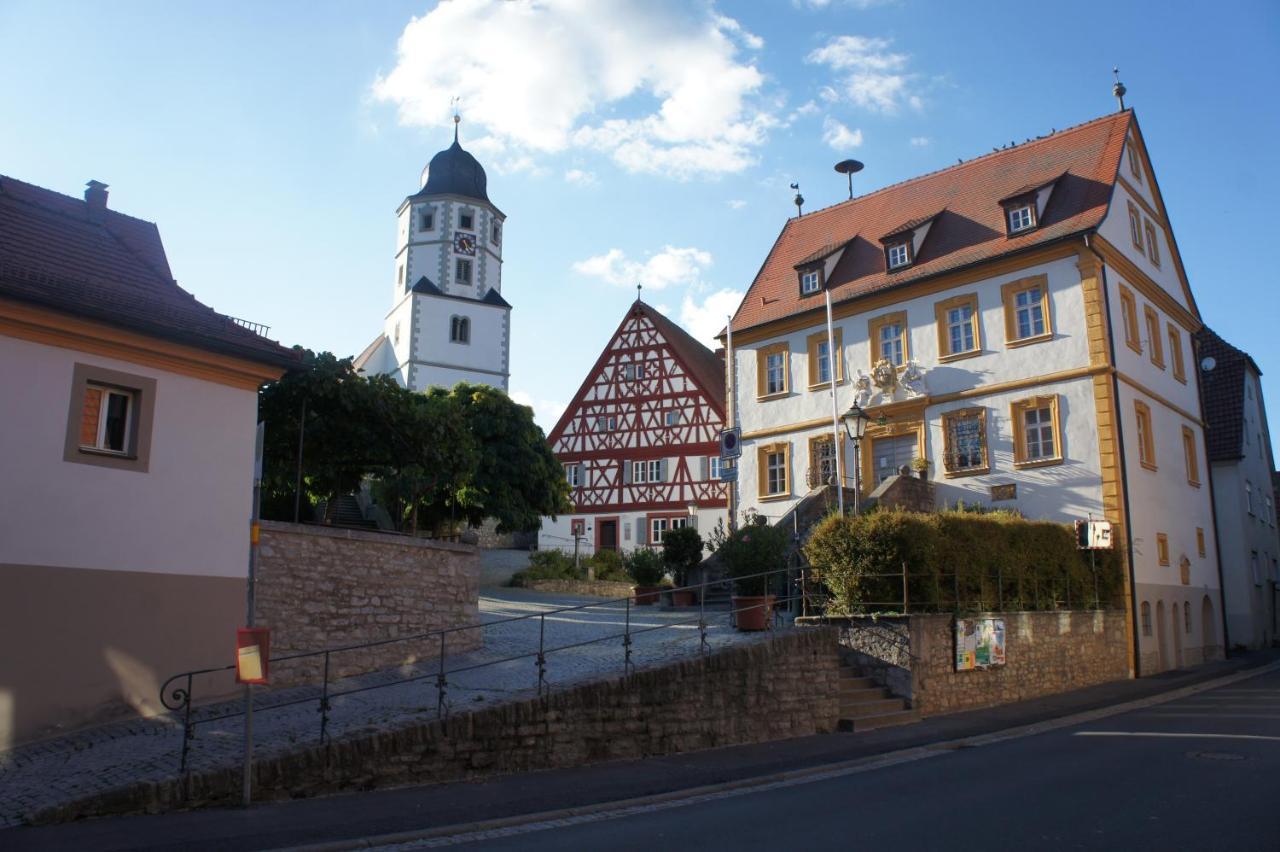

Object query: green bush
[625,547,666,586]
[510,549,581,586]
[661,527,704,587]
[718,520,790,596]
[588,549,632,583]
[804,509,1123,615]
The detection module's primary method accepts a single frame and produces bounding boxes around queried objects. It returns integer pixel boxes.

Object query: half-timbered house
[538,300,728,554]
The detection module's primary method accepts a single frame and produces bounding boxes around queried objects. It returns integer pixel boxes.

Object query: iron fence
[159,564,808,774]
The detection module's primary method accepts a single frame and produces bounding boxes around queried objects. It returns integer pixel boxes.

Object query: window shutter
[576,463,585,485]
[698,456,708,481]
[636,519,647,544]
[623,461,633,485]
[660,458,669,482]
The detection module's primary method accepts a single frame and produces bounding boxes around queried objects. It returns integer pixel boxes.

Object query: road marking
[1130,712,1280,719]
[1074,731,1280,742]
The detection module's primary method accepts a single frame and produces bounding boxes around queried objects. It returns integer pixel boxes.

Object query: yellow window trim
[1144,219,1161,268]
[1143,304,1165,369]
[934,293,982,362]
[755,342,790,400]
[1196,527,1206,558]
[999,274,1053,347]
[1182,425,1200,487]
[1127,201,1144,252]
[1119,285,1142,355]
[867,310,909,368]
[1167,323,1187,384]
[1134,399,1157,471]
[757,441,792,499]
[1156,532,1169,566]
[940,406,989,478]
[806,328,844,389]
[1010,394,1063,468]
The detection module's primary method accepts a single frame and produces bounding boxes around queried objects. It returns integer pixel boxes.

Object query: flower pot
[670,589,696,607]
[916,469,928,480]
[732,595,775,631]
[633,586,661,605]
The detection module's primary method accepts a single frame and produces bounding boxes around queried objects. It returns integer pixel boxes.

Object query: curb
[283,658,1280,851]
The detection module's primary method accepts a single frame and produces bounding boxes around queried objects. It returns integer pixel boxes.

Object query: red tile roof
[0,175,296,368]
[729,111,1133,335]
[642,301,725,407]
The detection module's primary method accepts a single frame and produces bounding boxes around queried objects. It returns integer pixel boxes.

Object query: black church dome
[415,138,489,204]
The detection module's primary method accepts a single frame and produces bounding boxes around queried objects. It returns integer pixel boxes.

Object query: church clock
[453,232,477,256]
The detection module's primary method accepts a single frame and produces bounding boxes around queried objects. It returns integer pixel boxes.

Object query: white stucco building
[1198,327,1279,649]
[0,176,294,744]
[723,108,1224,676]
[355,120,511,392]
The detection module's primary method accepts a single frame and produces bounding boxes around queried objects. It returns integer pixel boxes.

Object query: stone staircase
[321,493,378,530]
[836,660,919,733]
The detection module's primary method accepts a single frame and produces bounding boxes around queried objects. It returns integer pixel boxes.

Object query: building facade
[0,176,293,744]
[1198,328,1280,649]
[724,110,1222,675]
[539,301,728,555]
[355,122,511,392]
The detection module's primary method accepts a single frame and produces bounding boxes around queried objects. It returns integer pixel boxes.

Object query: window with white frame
[879,322,904,366]
[664,410,681,426]
[594,414,617,432]
[1007,204,1034,234]
[1023,405,1056,461]
[766,449,787,495]
[1014,287,1045,340]
[765,351,786,395]
[887,242,911,269]
[800,269,821,294]
[708,456,721,480]
[80,384,134,454]
[815,339,832,384]
[947,304,975,354]
[649,515,690,545]
[633,459,663,483]
[566,465,581,487]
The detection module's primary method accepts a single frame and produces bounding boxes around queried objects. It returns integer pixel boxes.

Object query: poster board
[954,617,1006,671]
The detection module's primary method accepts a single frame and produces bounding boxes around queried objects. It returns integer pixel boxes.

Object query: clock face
[454,232,477,256]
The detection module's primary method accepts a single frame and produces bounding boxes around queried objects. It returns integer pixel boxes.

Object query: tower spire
[451,96,461,142]
[1112,67,1127,112]
[636,282,642,303]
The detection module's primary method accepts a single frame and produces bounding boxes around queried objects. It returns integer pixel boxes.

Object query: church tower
[355,117,512,392]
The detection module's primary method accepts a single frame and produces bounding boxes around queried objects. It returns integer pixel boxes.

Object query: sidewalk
[7,647,1278,852]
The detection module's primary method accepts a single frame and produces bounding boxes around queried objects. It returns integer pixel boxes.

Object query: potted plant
[910,457,931,479]
[717,519,789,630]
[625,548,665,605]
[662,526,703,606]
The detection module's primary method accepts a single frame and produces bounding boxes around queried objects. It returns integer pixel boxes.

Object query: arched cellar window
[450,315,470,344]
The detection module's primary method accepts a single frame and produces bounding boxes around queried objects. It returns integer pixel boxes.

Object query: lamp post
[686,501,699,529]
[840,402,871,515]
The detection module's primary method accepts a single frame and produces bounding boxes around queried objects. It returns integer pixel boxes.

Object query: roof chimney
[85,180,109,222]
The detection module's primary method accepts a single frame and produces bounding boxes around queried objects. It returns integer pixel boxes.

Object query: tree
[429,382,572,533]
[662,526,703,587]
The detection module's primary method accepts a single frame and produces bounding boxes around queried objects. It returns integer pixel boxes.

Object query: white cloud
[822,117,864,150]
[794,0,898,8]
[374,1,777,179]
[727,199,747,209]
[680,289,745,348]
[572,245,712,291]
[910,136,931,147]
[511,390,567,432]
[565,168,597,186]
[806,35,922,114]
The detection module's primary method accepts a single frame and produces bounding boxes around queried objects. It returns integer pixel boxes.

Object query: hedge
[803,509,1124,615]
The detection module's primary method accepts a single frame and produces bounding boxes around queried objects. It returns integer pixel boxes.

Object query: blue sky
[3,0,1278,430]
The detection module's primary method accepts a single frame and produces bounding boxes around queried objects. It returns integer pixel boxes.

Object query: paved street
[408,667,1280,851]
[0,588,766,828]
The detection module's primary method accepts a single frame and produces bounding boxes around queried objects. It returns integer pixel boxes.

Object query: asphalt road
[424,668,1280,852]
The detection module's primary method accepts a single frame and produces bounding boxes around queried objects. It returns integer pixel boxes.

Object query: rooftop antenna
[791,182,804,217]
[451,96,462,141]
[1112,68,1127,111]
[834,159,864,200]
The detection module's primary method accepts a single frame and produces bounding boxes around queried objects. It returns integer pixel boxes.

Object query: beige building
[0,176,294,745]
[724,109,1223,676]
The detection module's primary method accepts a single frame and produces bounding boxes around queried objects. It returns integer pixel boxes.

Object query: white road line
[1131,712,1280,719]
[1074,731,1280,742]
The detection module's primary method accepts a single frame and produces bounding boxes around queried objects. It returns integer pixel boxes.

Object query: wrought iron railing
[226,315,272,337]
[159,564,809,774]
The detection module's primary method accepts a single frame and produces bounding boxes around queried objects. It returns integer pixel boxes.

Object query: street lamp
[686,501,699,529]
[840,403,871,515]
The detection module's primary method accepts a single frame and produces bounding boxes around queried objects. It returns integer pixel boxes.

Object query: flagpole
[824,287,844,514]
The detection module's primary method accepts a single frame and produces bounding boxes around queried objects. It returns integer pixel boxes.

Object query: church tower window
[419,209,434,231]
[492,221,502,245]
[460,211,474,230]
[450,316,470,344]
[456,258,472,285]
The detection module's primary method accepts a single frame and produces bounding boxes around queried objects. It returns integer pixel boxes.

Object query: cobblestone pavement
[0,589,779,828]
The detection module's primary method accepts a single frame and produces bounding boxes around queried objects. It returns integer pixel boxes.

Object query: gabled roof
[1196,326,1263,462]
[410,275,512,309]
[728,111,1133,335]
[0,175,296,368]
[546,300,725,446]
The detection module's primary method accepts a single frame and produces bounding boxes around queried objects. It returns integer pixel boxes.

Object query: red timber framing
[546,300,729,515]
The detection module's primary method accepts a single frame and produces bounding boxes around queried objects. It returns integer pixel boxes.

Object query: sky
[2,0,1278,431]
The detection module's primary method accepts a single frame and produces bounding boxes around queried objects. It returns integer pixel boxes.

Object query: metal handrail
[158,564,807,773]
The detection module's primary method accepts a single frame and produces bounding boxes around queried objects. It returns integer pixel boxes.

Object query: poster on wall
[955,618,1006,671]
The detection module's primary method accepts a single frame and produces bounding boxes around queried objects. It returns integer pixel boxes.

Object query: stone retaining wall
[523,579,636,598]
[33,628,840,823]
[256,521,481,683]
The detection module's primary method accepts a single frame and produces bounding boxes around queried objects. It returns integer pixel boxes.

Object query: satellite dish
[1200,356,1217,372]
[835,159,865,199]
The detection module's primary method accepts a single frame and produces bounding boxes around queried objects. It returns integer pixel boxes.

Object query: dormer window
[799,268,822,295]
[886,241,912,270]
[1006,203,1035,234]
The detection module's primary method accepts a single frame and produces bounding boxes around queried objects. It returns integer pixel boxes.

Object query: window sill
[757,391,790,402]
[1173,375,1187,385]
[1005,333,1053,349]
[938,349,981,364]
[1125,340,1143,355]
[1151,360,1165,371]
[943,466,990,479]
[1188,480,1201,489]
[807,379,846,391]
[1013,457,1063,470]
[78,447,137,461]
[758,492,792,502]
[1139,461,1158,472]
